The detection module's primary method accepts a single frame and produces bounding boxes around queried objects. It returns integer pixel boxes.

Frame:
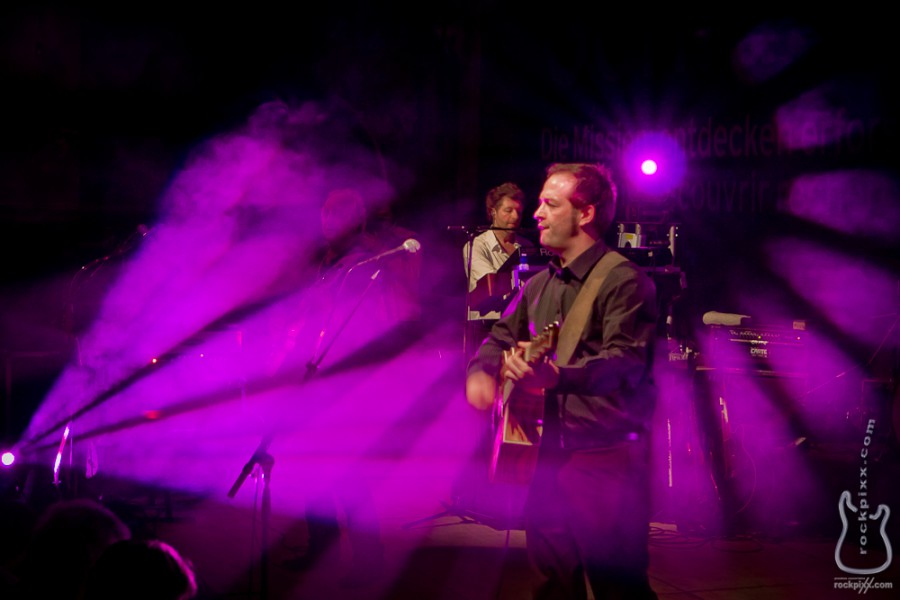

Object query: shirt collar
[548,241,609,282]
[489,229,519,253]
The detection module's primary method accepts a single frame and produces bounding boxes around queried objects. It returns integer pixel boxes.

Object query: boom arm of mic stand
[304,267,384,380]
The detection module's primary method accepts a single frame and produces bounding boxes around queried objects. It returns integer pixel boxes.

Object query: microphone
[349,238,421,269]
[401,238,422,253]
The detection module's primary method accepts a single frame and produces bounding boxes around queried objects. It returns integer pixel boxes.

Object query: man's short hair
[546,163,617,235]
[485,182,525,221]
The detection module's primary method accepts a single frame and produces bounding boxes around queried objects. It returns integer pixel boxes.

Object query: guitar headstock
[526,321,559,363]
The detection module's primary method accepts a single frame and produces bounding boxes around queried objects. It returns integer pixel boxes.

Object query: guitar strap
[555,249,628,366]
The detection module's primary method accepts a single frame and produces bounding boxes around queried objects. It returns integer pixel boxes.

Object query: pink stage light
[641,159,658,175]
[623,131,686,199]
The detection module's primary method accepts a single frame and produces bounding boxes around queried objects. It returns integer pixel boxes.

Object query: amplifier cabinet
[704,324,808,377]
[691,365,819,536]
[690,323,816,535]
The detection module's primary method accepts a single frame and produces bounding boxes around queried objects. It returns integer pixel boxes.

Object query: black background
[0,6,897,422]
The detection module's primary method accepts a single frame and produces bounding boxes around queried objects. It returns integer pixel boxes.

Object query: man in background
[464,182,535,355]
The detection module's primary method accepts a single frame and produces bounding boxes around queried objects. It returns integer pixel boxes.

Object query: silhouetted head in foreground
[18,498,131,600]
[80,538,198,600]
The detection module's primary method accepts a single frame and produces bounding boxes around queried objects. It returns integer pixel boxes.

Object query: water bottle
[513,250,530,289]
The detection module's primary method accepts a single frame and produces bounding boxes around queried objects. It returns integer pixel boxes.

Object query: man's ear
[578,204,596,229]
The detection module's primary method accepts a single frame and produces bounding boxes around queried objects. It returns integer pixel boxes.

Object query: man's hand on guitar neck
[503,342,560,391]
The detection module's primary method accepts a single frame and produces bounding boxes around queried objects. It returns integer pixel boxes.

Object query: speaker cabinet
[691,366,823,536]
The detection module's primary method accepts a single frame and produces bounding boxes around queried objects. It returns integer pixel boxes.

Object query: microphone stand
[463,232,477,359]
[227,433,274,600]
[51,226,150,498]
[408,226,500,531]
[305,267,384,380]
[451,225,484,359]
[52,420,73,499]
[225,263,384,600]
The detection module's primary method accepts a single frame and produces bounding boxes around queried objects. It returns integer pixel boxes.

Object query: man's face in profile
[492,196,523,230]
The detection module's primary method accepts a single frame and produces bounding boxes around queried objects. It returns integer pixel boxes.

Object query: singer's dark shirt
[466,241,658,449]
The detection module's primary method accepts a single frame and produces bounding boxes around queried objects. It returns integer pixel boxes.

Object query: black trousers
[525,439,658,600]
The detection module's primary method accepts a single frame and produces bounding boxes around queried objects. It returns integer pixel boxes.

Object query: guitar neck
[523,346,542,363]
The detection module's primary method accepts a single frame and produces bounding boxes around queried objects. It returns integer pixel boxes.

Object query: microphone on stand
[307,242,416,377]
[311,239,420,358]
[348,238,421,269]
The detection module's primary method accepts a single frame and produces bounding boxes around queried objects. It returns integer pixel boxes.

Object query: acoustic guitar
[489,322,559,485]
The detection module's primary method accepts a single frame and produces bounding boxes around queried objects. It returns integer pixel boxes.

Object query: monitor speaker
[690,368,829,537]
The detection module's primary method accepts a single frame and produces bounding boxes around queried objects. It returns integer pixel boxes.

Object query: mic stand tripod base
[401,496,481,530]
[257,454,274,600]
[226,437,274,600]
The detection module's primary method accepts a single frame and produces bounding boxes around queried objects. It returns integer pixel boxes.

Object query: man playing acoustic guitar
[465,163,659,599]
